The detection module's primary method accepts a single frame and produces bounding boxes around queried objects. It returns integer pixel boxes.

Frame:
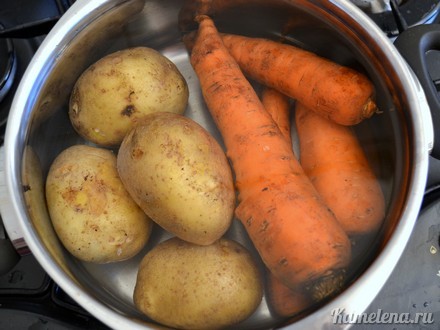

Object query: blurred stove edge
[0,0,75,39]
[424,156,440,201]
[0,254,109,329]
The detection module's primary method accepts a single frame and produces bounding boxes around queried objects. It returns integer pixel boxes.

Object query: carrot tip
[194,14,211,24]
[306,268,346,302]
[362,98,378,119]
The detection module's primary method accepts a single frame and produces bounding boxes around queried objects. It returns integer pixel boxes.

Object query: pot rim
[1,0,433,329]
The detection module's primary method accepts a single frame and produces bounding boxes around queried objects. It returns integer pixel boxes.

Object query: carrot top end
[194,14,211,24]
[362,98,378,119]
[306,268,346,302]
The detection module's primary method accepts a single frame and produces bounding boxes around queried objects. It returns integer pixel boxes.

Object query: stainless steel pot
[0,0,434,329]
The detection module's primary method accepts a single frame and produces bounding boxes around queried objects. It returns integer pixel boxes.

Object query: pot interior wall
[17,0,411,328]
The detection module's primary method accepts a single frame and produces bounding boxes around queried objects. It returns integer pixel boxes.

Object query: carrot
[295,102,385,235]
[261,87,292,144]
[219,33,377,126]
[267,272,312,318]
[187,15,351,300]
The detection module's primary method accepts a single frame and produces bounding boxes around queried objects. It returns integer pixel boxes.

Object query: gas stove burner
[353,0,440,37]
[0,30,17,103]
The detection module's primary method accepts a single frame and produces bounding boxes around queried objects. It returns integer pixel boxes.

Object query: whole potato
[117,112,235,245]
[133,237,263,329]
[69,47,189,146]
[45,145,152,263]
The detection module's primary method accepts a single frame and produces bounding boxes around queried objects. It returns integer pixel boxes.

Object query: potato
[117,112,235,245]
[133,237,263,329]
[69,47,189,146]
[45,144,152,263]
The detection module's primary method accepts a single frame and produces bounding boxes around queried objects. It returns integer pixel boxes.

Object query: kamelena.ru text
[331,308,434,325]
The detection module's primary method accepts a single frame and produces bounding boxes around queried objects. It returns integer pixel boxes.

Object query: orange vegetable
[267,272,312,318]
[295,103,385,235]
[187,15,351,299]
[220,33,377,126]
[261,87,292,144]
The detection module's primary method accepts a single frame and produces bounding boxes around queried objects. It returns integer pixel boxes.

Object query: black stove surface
[0,254,108,329]
[368,0,440,37]
[0,37,41,143]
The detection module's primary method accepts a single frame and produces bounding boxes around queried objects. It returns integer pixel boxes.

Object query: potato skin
[45,145,152,263]
[133,237,263,329]
[117,112,235,245]
[69,47,189,147]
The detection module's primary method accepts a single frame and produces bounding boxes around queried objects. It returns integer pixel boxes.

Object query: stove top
[0,254,108,329]
[351,0,440,37]
[1,0,440,329]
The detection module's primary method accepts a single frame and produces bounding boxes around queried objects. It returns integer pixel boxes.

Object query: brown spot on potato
[90,224,99,232]
[61,188,78,204]
[121,105,135,117]
[70,87,81,117]
[131,148,144,159]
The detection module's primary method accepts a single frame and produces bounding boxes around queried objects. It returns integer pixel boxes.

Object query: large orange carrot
[267,272,313,317]
[261,87,292,145]
[187,15,351,298]
[220,33,377,126]
[295,103,385,235]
